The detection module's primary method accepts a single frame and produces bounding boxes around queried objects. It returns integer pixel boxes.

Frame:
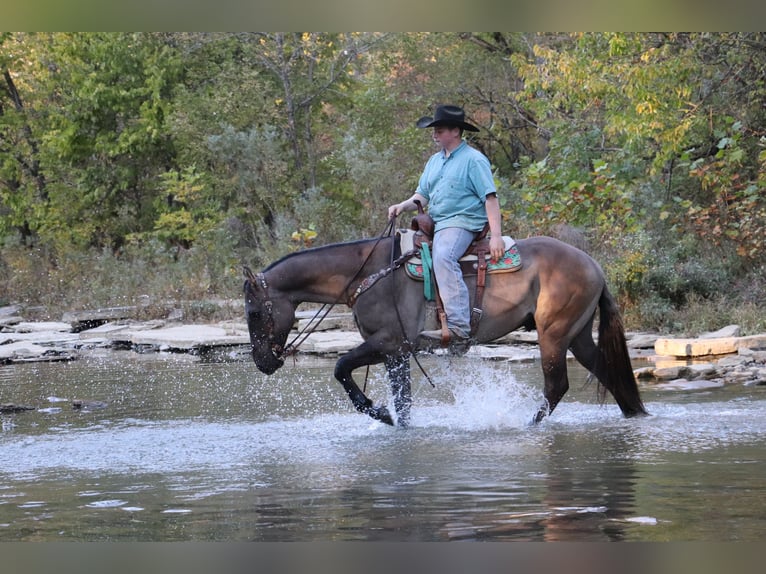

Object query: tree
[0,33,48,245]
[38,33,182,250]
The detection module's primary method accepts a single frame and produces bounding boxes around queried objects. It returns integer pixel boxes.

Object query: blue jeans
[432,227,476,336]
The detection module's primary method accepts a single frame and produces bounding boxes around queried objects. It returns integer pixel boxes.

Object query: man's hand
[489,235,505,262]
[387,203,402,220]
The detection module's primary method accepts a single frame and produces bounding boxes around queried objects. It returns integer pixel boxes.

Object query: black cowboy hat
[416,104,479,132]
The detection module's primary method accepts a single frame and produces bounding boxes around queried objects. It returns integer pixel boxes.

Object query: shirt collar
[442,140,466,159]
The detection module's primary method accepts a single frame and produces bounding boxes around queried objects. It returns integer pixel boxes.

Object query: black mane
[263,237,381,272]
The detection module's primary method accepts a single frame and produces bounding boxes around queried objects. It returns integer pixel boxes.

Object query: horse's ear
[243,266,257,284]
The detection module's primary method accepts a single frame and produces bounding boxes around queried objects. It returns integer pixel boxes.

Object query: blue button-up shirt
[416,141,497,233]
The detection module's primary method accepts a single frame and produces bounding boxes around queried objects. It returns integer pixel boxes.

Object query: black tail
[595,286,648,417]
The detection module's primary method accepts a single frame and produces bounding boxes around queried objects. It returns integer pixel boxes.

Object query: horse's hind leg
[534,337,570,423]
[569,309,647,418]
[385,354,412,427]
[568,325,598,373]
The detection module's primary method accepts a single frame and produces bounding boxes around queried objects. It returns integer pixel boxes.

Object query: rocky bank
[2,303,765,394]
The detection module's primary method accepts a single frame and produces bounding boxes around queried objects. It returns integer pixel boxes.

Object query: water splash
[410,359,543,431]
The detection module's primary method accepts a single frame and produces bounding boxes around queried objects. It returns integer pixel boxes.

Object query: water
[1,350,765,541]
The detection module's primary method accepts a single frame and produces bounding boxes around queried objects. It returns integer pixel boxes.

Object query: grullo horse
[244,235,647,427]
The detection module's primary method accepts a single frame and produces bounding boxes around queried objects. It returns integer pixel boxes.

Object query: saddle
[401,203,522,342]
[399,228,521,280]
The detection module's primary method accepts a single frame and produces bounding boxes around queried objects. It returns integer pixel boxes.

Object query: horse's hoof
[369,405,394,426]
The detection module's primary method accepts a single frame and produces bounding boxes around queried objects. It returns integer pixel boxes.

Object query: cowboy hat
[416,104,479,132]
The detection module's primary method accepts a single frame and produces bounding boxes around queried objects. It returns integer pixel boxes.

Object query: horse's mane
[263,237,381,272]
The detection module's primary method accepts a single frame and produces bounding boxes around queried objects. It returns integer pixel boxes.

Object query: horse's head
[243,266,294,375]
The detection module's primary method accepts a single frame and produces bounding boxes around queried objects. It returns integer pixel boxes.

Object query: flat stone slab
[297,331,364,354]
[78,322,136,339]
[655,335,766,357]
[0,315,23,327]
[0,331,81,346]
[62,306,136,323]
[626,333,660,349]
[468,344,541,362]
[128,325,249,350]
[653,379,726,391]
[699,325,741,339]
[0,341,76,363]
[0,304,22,316]
[295,311,357,332]
[1,403,36,413]
[12,321,73,333]
[493,330,540,344]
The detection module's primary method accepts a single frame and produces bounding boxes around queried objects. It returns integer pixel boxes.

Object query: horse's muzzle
[251,349,284,375]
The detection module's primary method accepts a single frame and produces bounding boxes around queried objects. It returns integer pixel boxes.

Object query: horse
[243,234,648,427]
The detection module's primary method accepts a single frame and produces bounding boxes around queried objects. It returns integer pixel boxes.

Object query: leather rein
[244,221,404,363]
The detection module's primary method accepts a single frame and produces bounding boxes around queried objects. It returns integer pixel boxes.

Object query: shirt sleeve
[415,155,436,200]
[469,154,497,200]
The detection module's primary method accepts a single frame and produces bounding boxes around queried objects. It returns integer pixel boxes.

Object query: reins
[388,220,436,389]
[277,218,399,360]
[251,217,436,390]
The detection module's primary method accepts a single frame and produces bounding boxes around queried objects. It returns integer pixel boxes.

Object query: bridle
[242,218,435,388]
[244,268,290,365]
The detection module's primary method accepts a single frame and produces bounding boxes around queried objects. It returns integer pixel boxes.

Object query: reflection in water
[1,352,766,541]
[540,431,638,541]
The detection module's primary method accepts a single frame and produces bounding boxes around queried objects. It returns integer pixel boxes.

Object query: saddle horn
[410,199,434,240]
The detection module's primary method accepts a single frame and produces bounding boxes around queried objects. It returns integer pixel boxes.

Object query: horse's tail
[595,285,648,417]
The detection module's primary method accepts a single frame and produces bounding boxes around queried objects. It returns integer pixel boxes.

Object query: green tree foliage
[1,33,764,327]
[1,32,181,251]
[41,33,182,250]
[0,33,49,245]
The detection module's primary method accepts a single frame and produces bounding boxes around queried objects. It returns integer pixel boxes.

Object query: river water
[2,349,765,541]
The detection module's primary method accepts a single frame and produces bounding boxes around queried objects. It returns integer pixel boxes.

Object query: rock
[0,341,77,363]
[85,320,166,349]
[737,335,766,351]
[685,363,718,380]
[72,399,108,410]
[652,365,686,380]
[0,315,23,328]
[724,371,755,384]
[2,312,766,394]
[654,379,725,391]
[656,332,766,358]
[78,322,134,339]
[493,330,540,344]
[655,337,740,358]
[0,304,23,317]
[298,331,364,354]
[1,403,35,414]
[62,306,136,331]
[0,331,81,346]
[633,366,655,379]
[626,333,659,349]
[699,325,741,338]
[469,344,540,362]
[166,308,184,322]
[13,321,73,333]
[295,311,356,332]
[717,355,748,368]
[128,325,249,351]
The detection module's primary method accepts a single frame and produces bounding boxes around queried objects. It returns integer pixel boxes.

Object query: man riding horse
[388,105,505,348]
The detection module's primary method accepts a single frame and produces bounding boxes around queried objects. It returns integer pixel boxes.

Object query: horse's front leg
[385,354,412,427]
[334,342,394,426]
